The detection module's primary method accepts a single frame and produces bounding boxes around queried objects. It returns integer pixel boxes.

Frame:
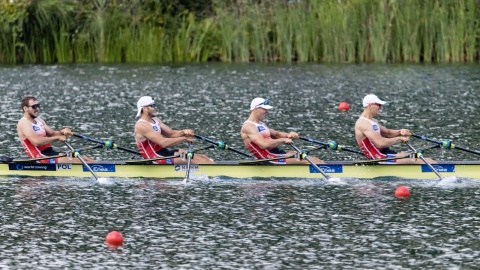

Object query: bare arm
[135,121,192,149]
[241,123,292,150]
[380,126,410,138]
[17,118,65,146]
[355,119,408,149]
[155,119,194,138]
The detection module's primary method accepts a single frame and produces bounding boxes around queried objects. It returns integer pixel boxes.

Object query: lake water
[0,63,479,268]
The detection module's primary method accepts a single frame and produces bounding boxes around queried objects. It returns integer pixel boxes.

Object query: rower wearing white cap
[355,94,435,164]
[134,96,215,164]
[240,97,324,164]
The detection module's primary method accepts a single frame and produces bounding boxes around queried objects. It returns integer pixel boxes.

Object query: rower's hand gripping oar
[63,140,99,180]
[290,143,329,179]
[411,133,480,156]
[405,141,442,179]
[69,133,141,156]
[299,137,364,155]
[195,135,254,158]
[183,143,194,184]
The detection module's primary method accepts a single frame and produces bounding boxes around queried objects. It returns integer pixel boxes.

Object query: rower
[17,96,95,164]
[354,94,436,164]
[240,97,324,164]
[134,96,215,164]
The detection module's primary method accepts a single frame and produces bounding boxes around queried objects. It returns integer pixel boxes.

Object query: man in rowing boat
[241,97,324,164]
[355,94,436,164]
[134,96,215,164]
[17,96,95,164]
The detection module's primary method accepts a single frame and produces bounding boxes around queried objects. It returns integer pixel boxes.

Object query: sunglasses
[148,104,157,108]
[255,99,269,108]
[28,104,40,110]
[370,103,382,108]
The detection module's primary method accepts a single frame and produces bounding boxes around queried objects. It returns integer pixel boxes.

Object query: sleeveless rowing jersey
[135,118,174,165]
[357,117,395,162]
[20,118,56,164]
[243,120,287,164]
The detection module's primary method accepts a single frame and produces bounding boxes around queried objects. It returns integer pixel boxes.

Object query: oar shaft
[299,137,363,155]
[64,141,98,180]
[195,135,253,158]
[125,145,213,164]
[72,134,141,155]
[12,144,104,163]
[291,144,329,179]
[405,142,442,179]
[412,133,480,156]
[239,155,296,164]
[184,143,193,183]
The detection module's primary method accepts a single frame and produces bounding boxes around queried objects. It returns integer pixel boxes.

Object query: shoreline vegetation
[0,0,479,64]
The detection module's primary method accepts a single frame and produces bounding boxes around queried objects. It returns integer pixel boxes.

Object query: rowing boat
[1,160,479,179]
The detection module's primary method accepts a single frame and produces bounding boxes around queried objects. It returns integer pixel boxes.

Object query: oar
[239,155,296,164]
[411,133,480,156]
[299,137,363,155]
[70,133,141,155]
[291,143,329,179]
[124,145,214,164]
[405,142,442,179]
[12,144,104,163]
[183,143,194,184]
[352,145,440,165]
[64,141,98,180]
[194,135,254,158]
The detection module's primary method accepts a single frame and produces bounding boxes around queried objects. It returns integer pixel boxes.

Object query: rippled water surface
[0,63,479,268]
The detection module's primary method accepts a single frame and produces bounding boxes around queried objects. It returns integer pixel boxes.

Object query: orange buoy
[106,231,124,246]
[395,186,410,198]
[338,102,350,111]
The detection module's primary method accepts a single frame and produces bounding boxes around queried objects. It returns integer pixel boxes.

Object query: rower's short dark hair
[21,96,37,112]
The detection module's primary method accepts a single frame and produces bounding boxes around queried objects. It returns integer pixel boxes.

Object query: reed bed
[0,0,478,64]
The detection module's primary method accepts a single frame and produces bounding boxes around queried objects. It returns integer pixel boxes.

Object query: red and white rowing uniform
[357,117,396,163]
[243,120,287,164]
[20,117,57,164]
[135,118,174,165]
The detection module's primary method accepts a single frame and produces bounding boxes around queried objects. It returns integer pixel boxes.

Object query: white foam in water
[327,177,348,185]
[182,174,210,184]
[97,177,115,185]
[436,176,459,187]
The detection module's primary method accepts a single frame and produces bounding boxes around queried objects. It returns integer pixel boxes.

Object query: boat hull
[1,161,479,179]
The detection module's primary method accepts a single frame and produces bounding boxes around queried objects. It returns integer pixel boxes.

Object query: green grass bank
[1,0,479,64]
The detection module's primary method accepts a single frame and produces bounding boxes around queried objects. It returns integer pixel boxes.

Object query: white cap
[362,94,386,107]
[136,96,155,117]
[250,98,273,110]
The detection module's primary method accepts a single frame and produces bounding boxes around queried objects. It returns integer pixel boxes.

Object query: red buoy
[106,231,124,246]
[395,186,410,198]
[338,102,350,111]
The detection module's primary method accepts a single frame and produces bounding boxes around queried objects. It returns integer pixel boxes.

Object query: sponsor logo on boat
[174,165,199,172]
[56,164,72,170]
[421,164,455,173]
[309,165,343,174]
[83,164,116,173]
[9,164,56,171]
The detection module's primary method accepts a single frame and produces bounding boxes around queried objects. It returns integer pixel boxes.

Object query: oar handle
[64,141,98,180]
